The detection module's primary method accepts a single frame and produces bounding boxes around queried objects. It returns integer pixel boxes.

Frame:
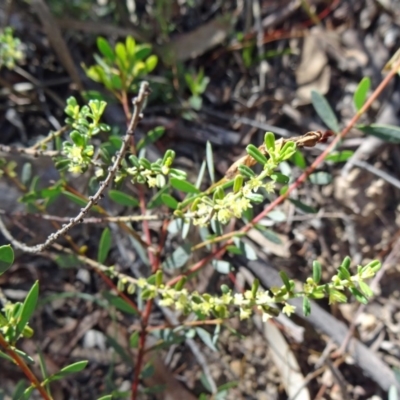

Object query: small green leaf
[256,227,283,244]
[129,331,140,348]
[348,287,368,304]
[21,163,32,185]
[162,244,191,269]
[311,91,340,132]
[212,260,231,274]
[170,178,200,194]
[233,238,257,260]
[325,151,354,162]
[237,165,256,178]
[291,151,306,169]
[145,55,158,72]
[358,124,400,143]
[337,265,351,280]
[161,193,179,209]
[289,198,317,213]
[353,77,370,111]
[312,261,322,284]
[303,296,311,316]
[359,281,374,298]
[264,132,276,153]
[246,144,268,165]
[196,327,218,352]
[340,256,351,271]
[0,245,14,275]
[125,36,136,56]
[309,171,332,185]
[102,291,138,315]
[206,141,215,183]
[109,189,139,207]
[97,396,113,400]
[97,37,115,61]
[16,281,39,337]
[328,289,348,304]
[62,191,88,207]
[115,42,127,66]
[136,126,165,151]
[98,227,111,264]
[279,271,291,291]
[48,361,88,382]
[271,173,289,184]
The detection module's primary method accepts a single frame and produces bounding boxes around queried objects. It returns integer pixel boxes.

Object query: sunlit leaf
[109,189,139,207]
[0,245,14,275]
[206,141,215,183]
[359,124,400,143]
[162,244,191,269]
[353,77,370,111]
[311,91,340,132]
[98,227,111,264]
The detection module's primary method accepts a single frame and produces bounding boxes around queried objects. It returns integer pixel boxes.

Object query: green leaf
[312,261,322,284]
[291,150,306,169]
[196,327,218,352]
[129,331,140,348]
[264,132,275,153]
[62,191,88,207]
[98,227,111,264]
[337,265,351,280]
[102,291,138,315]
[161,193,178,209]
[302,296,311,316]
[97,37,115,61]
[162,244,191,269]
[136,126,165,151]
[170,178,200,194]
[212,260,231,274]
[246,144,268,165]
[358,124,400,143]
[11,380,26,400]
[359,281,374,298]
[233,238,257,260]
[145,55,158,73]
[196,160,207,189]
[115,42,127,67]
[325,150,353,162]
[348,287,368,304]
[125,36,136,57]
[148,185,169,209]
[16,281,39,337]
[97,396,113,400]
[0,245,14,275]
[309,171,332,185]
[109,189,139,207]
[206,141,215,183]
[289,198,317,213]
[48,361,88,382]
[21,163,32,186]
[311,91,340,132]
[271,173,289,184]
[279,271,291,291]
[353,77,370,111]
[54,254,81,269]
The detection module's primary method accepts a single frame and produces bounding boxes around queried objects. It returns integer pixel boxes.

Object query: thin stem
[166,57,400,287]
[0,333,52,400]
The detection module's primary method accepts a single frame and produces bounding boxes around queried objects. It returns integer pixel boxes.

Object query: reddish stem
[131,185,160,400]
[0,333,52,400]
[95,268,140,315]
[167,58,400,287]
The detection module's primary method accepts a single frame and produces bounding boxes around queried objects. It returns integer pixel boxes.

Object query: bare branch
[0,81,151,254]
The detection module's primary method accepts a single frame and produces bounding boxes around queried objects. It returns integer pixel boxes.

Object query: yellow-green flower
[282,303,296,316]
